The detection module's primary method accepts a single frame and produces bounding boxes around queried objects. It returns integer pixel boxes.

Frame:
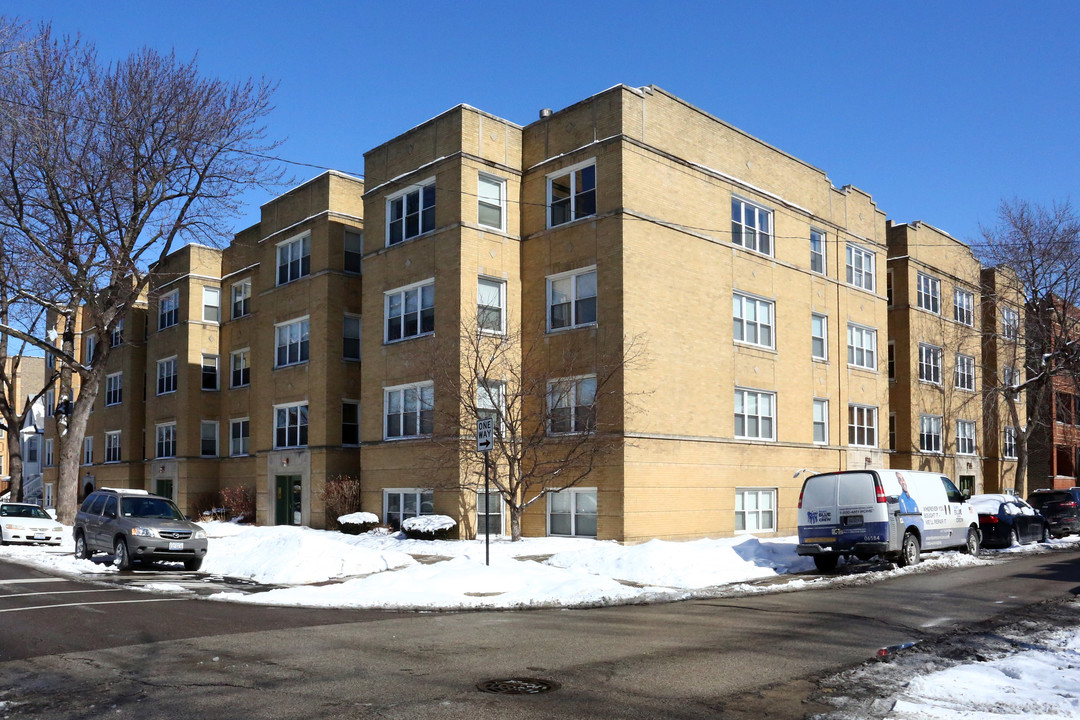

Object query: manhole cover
[477,678,560,695]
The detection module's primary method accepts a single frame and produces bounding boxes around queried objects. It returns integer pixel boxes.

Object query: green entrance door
[275,475,303,526]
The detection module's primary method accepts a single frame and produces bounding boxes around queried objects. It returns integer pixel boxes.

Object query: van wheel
[962,528,980,556]
[897,532,921,567]
[813,554,839,572]
[74,533,91,560]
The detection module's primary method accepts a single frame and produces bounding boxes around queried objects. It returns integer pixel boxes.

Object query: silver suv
[73,488,208,570]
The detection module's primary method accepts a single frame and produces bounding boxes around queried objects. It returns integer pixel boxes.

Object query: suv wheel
[113,537,132,570]
[184,558,203,572]
[74,533,91,559]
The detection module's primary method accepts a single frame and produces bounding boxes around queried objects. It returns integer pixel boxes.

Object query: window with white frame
[478,173,506,230]
[548,160,596,227]
[731,197,773,255]
[230,418,250,456]
[344,229,363,274]
[200,421,218,457]
[343,315,361,361]
[231,349,250,387]
[547,487,597,537]
[156,356,178,395]
[24,438,35,465]
[735,488,776,533]
[342,401,359,445]
[810,229,825,274]
[1003,426,1018,459]
[384,383,434,439]
[918,343,942,384]
[955,353,976,391]
[848,404,878,447]
[385,281,434,342]
[45,388,54,417]
[275,317,310,367]
[203,287,221,323]
[277,233,311,285]
[954,288,974,326]
[847,324,877,370]
[957,420,976,455]
[811,313,827,360]
[82,436,93,465]
[231,279,251,319]
[734,388,776,441]
[274,403,309,448]
[1002,307,1020,340]
[156,423,176,458]
[1002,365,1017,388]
[202,354,219,390]
[110,319,124,347]
[383,488,434,531]
[548,267,597,331]
[548,376,597,435]
[84,335,96,364]
[158,289,179,330]
[813,399,828,444]
[44,438,53,467]
[478,380,505,433]
[105,372,122,406]
[846,244,875,291]
[477,490,503,535]
[478,277,506,334]
[388,181,436,245]
[105,431,121,463]
[733,293,774,349]
[920,415,943,453]
[916,272,941,314]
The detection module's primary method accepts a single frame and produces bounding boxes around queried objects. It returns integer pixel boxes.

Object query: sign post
[477,417,495,566]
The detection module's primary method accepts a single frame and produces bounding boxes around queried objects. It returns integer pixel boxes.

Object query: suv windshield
[121,497,185,520]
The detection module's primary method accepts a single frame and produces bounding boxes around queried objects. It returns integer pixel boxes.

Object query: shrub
[401,514,457,541]
[323,475,362,531]
[337,511,380,535]
[219,484,255,523]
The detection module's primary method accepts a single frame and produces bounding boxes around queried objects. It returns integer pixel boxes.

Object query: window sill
[735,341,777,354]
[383,332,435,346]
[733,437,777,443]
[847,365,879,373]
[383,435,433,442]
[546,323,597,335]
[386,229,436,250]
[229,454,250,458]
[546,214,597,231]
[730,243,775,260]
[275,274,312,288]
[273,446,308,451]
[274,361,310,370]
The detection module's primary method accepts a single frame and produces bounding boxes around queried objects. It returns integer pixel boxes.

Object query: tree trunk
[509,505,523,542]
[7,432,23,502]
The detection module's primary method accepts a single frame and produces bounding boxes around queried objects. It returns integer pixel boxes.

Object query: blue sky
[6,1,1079,249]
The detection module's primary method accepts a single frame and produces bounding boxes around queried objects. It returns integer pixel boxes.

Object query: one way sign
[476,417,494,453]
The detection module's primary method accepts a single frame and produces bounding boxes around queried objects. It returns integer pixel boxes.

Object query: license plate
[33,535,46,541]
[169,542,184,551]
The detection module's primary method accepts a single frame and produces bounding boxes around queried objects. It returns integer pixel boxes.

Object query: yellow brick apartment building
[39,85,1020,541]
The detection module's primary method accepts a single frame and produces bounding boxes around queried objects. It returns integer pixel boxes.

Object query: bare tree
[0,23,283,520]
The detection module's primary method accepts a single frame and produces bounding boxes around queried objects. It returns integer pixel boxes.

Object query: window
[1002,307,1020,340]
[886,269,894,306]
[954,289,974,326]
[846,244,875,291]
[342,401,359,445]
[1058,393,1073,424]
[203,287,221,323]
[478,277,506,334]
[1002,365,1017,388]
[388,181,436,245]
[918,343,942,384]
[478,380,505,432]
[202,354,219,391]
[848,404,878,447]
[548,488,597,537]
[385,281,434,342]
[277,233,311,285]
[343,315,361,361]
[105,431,121,463]
[734,389,776,441]
[82,436,93,466]
[231,349,250,387]
[230,418,250,456]
[110,319,124,347]
[847,324,877,370]
[384,383,434,440]
[44,439,53,467]
[813,399,828,444]
[157,356,178,395]
[200,421,218,457]
[274,403,309,448]
[383,489,434,532]
[477,491,503,535]
[733,293,774,349]
[1003,426,1018,459]
[275,318,310,367]
[811,314,827,360]
[548,268,597,331]
[231,279,251,319]
[731,197,773,255]
[916,272,941,314]
[955,354,976,391]
[735,488,776,533]
[85,335,96,364]
[159,290,179,330]
[920,415,943,454]
[24,437,36,464]
[156,423,176,458]
[548,376,597,435]
[957,420,976,455]
[810,229,825,274]
[548,160,596,227]
[344,230,363,274]
[45,351,54,369]
[45,388,54,417]
[888,342,896,381]
[889,413,897,451]
[478,174,506,230]
[105,372,122,406]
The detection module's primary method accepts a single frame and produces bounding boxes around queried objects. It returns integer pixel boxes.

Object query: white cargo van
[796,469,980,571]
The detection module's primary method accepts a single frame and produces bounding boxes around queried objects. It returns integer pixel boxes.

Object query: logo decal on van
[806,510,832,524]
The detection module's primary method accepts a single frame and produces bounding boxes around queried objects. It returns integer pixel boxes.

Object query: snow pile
[337,511,379,525]
[401,514,455,533]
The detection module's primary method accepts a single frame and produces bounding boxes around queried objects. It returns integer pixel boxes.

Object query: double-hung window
[1003,427,1018,459]
[387,181,436,245]
[735,488,776,533]
[957,420,976,455]
[848,405,877,447]
[1002,307,1020,340]
[82,437,93,465]
[274,403,309,448]
[157,357,178,395]
[343,315,361,361]
[230,418,250,456]
[384,383,434,440]
[846,245,875,291]
[385,281,434,342]
[954,289,974,326]
[810,229,825,274]
[813,399,829,444]
[547,488,597,537]
[734,388,775,441]
[548,268,596,331]
[105,372,122,406]
[811,314,828,360]
[918,343,942,384]
[847,324,877,370]
[478,277,506,334]
[731,197,773,255]
[733,293,774,349]
[548,376,597,435]
[156,423,176,458]
[231,279,251,319]
[384,489,434,531]
[85,335,96,363]
[277,233,311,285]
[202,354,219,390]
[344,230,363,274]
[478,380,505,433]
[231,349,250,387]
[275,318,310,367]
[955,354,976,391]
[200,421,218,457]
[342,401,360,445]
[478,174,506,230]
[920,415,943,454]
[159,290,179,330]
[548,160,596,227]
[203,287,221,323]
[1002,365,1017,388]
[916,272,941,314]
[110,319,124,347]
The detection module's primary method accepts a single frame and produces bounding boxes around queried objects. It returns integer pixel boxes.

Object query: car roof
[0,502,43,508]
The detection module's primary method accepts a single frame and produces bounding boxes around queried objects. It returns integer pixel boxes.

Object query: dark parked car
[968,494,1050,548]
[1027,489,1080,537]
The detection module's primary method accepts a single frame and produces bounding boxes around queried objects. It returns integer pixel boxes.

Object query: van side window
[941,477,964,504]
[87,494,108,516]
